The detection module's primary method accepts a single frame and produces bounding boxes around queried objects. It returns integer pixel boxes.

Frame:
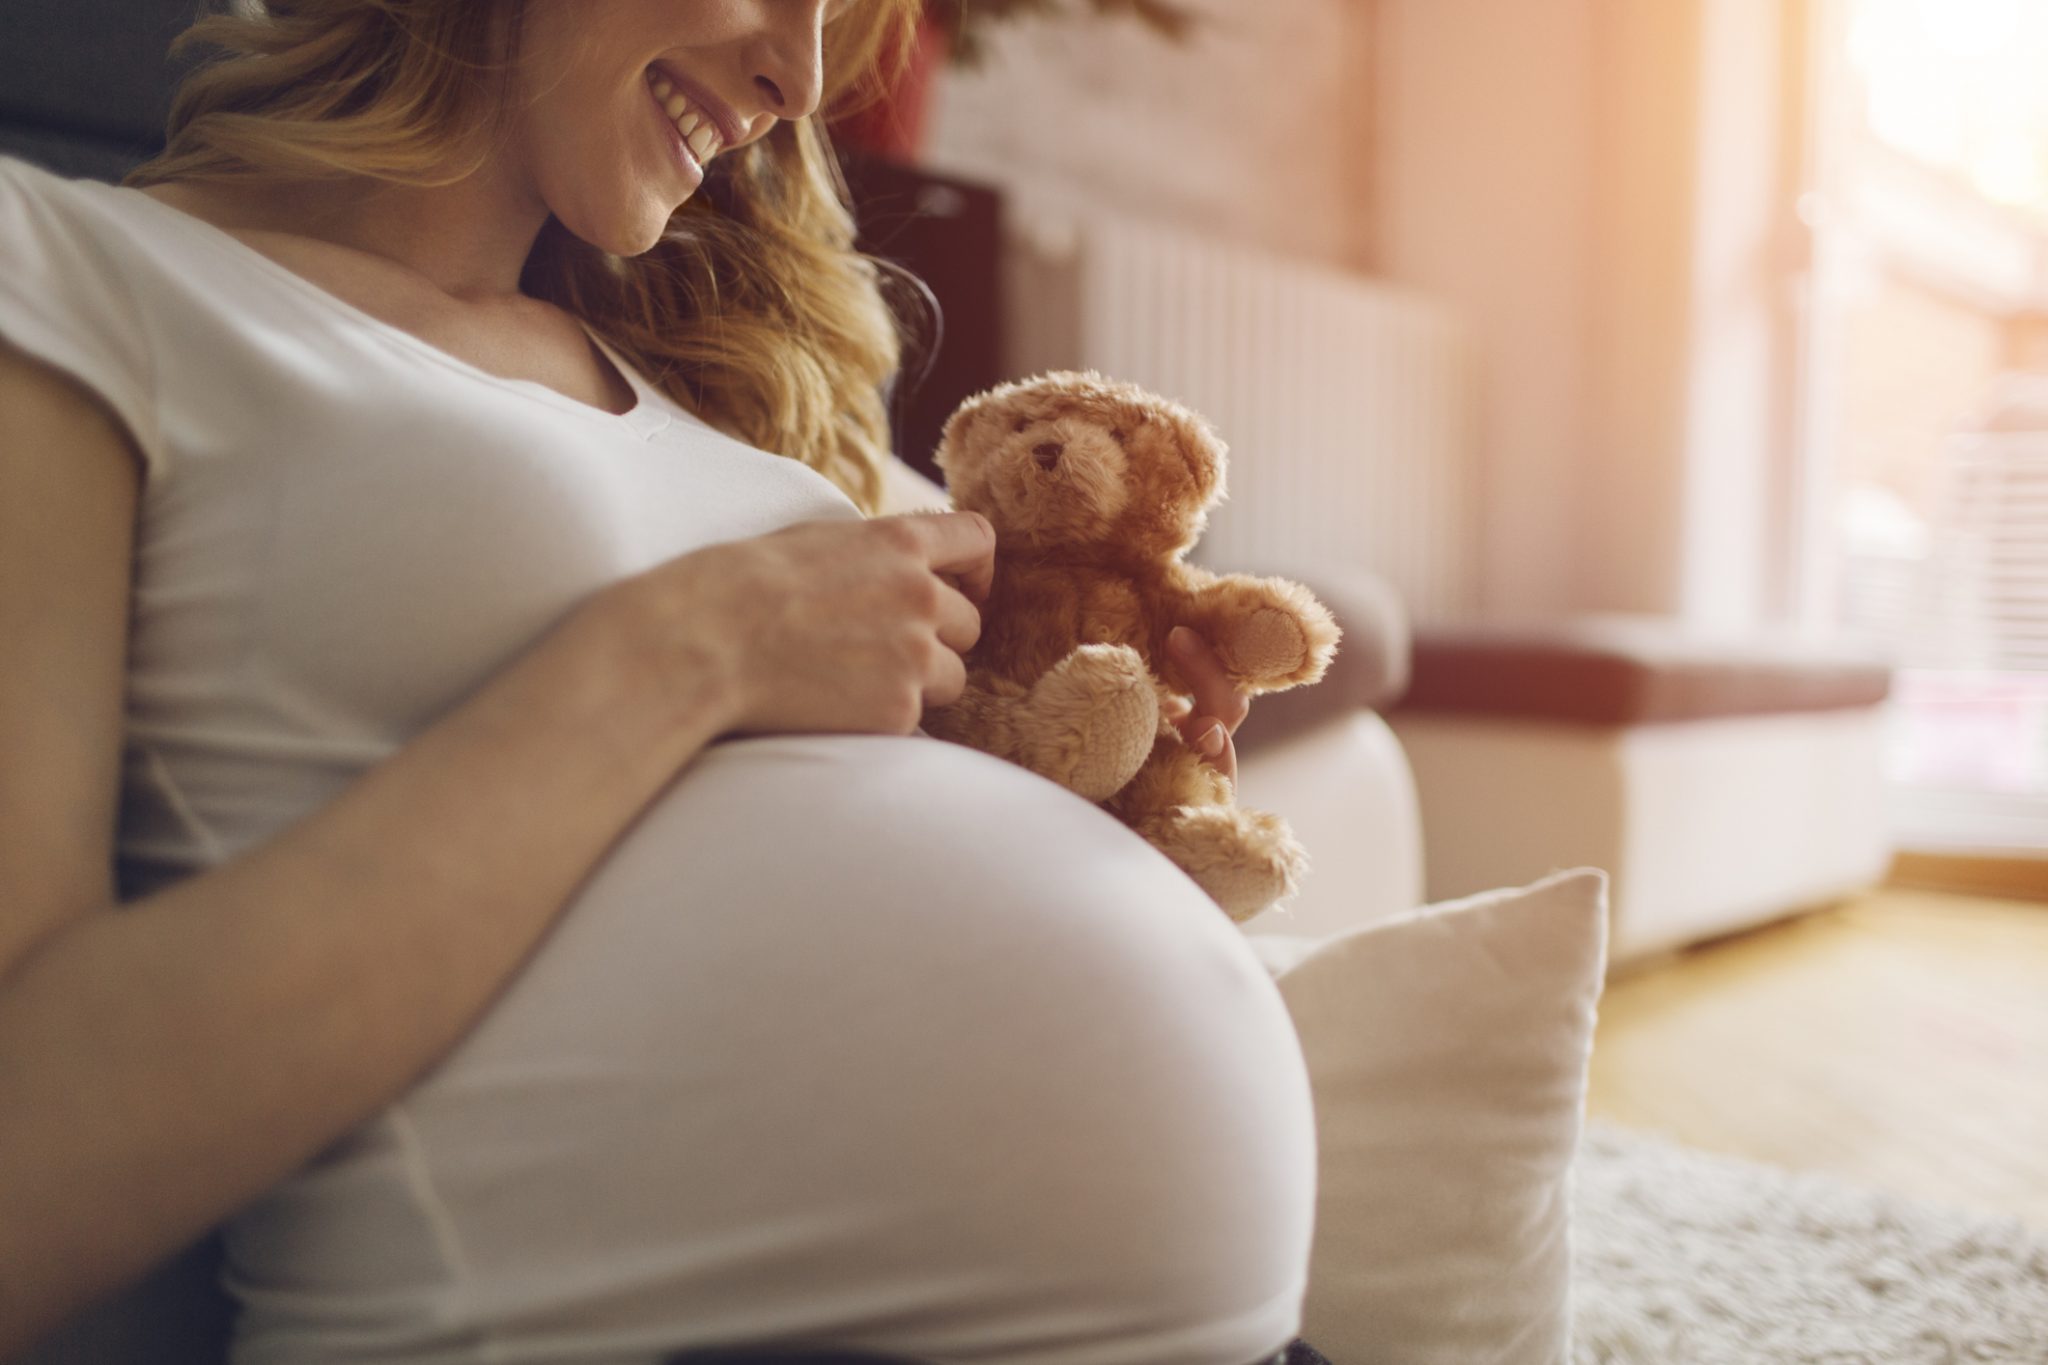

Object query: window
[1800,0,2048,852]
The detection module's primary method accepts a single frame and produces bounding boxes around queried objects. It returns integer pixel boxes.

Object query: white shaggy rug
[1569,1120,2048,1363]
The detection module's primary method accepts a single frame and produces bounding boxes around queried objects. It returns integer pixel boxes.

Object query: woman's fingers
[885,513,989,686]
[1186,715,1237,785]
[923,636,969,709]
[933,578,982,657]
[1168,626,1251,733]
[885,509,996,602]
[1166,626,1248,786]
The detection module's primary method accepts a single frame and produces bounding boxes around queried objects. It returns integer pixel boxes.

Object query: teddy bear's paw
[1150,806,1308,923]
[1220,607,1311,684]
[1024,645,1159,801]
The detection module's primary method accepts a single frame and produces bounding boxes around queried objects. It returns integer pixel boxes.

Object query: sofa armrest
[1234,563,1412,757]
[1237,710,1425,937]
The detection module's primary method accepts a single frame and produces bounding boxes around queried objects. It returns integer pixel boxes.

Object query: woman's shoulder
[0,155,261,283]
[0,151,79,196]
[0,157,296,351]
[0,153,157,230]
[0,156,183,483]
[0,153,106,233]
[0,154,179,286]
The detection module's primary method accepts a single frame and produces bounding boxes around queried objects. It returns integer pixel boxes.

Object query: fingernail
[1197,723,1225,757]
[1170,627,1196,652]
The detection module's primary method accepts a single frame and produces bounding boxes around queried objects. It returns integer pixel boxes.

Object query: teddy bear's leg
[1110,740,1308,922]
[1147,804,1307,923]
[921,648,1158,802]
[1016,644,1160,801]
[920,673,1032,757]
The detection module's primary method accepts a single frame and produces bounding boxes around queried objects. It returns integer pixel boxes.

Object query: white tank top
[0,155,864,899]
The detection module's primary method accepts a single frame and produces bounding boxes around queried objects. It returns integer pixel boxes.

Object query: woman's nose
[749,1,826,120]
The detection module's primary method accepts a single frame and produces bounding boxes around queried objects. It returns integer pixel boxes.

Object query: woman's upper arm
[0,334,144,977]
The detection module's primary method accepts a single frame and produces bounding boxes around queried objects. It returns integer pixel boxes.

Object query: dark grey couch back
[0,0,199,181]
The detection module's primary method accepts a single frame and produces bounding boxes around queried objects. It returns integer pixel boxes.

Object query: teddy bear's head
[934,370,1228,558]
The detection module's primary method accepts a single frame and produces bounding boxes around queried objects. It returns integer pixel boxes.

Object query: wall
[922,0,1375,271]
[1676,0,1804,626]
[1373,0,1599,619]
[926,0,1800,626]
[1376,0,1802,624]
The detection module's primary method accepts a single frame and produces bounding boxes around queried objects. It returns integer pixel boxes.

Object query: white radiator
[1005,213,1478,622]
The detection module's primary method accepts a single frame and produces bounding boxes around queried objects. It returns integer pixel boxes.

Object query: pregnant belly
[480,731,1242,1054]
[226,733,1312,1365]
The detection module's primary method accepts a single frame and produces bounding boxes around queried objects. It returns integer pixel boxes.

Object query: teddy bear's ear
[1174,421,1229,507]
[933,391,994,475]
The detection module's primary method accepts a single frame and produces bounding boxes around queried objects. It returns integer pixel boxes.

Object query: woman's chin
[614,209,680,258]
[555,195,681,260]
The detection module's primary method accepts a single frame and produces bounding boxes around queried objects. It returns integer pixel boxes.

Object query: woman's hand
[616,511,996,740]
[1165,625,1252,786]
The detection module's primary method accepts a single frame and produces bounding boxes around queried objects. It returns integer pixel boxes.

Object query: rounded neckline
[97,178,676,437]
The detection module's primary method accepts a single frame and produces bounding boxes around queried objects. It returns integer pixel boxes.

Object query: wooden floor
[1584,886,2048,1230]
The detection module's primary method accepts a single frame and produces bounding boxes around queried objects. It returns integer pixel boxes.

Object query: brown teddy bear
[920,370,1341,922]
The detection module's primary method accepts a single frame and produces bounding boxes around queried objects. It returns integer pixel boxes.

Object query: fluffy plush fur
[921,371,1341,922]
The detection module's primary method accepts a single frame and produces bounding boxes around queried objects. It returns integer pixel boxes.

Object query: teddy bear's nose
[1032,441,1063,471]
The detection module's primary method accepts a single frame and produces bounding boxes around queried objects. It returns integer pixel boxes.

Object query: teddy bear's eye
[1012,415,1033,434]
[1109,426,1128,445]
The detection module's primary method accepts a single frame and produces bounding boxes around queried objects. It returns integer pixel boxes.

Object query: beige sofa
[1385,616,1896,968]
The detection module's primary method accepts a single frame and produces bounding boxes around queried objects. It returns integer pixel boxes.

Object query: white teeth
[649,72,721,163]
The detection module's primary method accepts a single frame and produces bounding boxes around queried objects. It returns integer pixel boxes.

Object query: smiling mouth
[646,69,724,168]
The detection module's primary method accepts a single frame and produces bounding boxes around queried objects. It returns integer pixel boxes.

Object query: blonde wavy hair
[126,0,927,515]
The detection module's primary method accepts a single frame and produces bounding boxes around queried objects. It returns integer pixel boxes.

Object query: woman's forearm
[0,587,734,1355]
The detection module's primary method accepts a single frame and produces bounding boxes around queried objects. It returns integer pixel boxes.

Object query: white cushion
[1253,868,1610,1363]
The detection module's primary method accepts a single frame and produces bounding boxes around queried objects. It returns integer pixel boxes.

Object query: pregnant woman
[0,1,1317,1361]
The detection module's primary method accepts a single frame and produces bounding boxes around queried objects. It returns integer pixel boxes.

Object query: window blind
[1913,432,2048,674]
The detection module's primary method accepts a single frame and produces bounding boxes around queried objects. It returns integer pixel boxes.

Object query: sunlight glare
[1850,0,2048,217]
[1974,132,2044,207]
[1913,0,2020,58]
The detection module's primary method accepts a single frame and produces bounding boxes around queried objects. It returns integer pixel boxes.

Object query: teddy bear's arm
[1172,571,1342,694]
